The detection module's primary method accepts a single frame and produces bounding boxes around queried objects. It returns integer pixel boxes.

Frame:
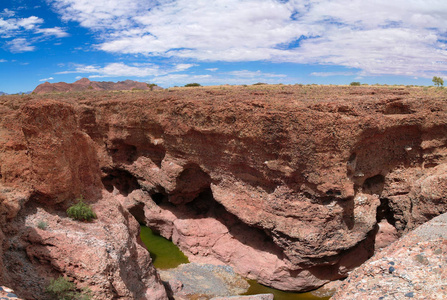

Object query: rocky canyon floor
[0,84,447,299]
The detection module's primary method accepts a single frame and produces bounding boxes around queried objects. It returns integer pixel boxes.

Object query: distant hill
[33,78,161,94]
[0,91,7,96]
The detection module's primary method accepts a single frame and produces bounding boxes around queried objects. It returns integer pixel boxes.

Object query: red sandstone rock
[19,100,102,203]
[32,78,161,94]
[3,192,168,300]
[331,212,447,299]
[1,86,447,294]
[374,219,399,250]
[0,98,167,299]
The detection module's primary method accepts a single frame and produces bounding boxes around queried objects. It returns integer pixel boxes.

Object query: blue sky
[1,0,447,93]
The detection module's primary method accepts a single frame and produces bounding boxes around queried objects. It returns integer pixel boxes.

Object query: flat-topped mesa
[32,78,161,94]
[1,85,447,296]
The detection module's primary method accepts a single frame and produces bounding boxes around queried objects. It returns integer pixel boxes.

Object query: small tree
[350,82,361,86]
[147,83,158,91]
[432,76,444,87]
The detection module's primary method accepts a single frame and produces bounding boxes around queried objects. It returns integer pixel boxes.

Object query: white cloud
[227,70,286,78]
[36,27,70,37]
[0,15,44,37]
[0,9,15,17]
[17,16,43,30]
[151,74,212,85]
[46,0,155,30]
[39,77,54,81]
[174,63,196,71]
[6,38,35,52]
[151,71,289,87]
[0,10,69,51]
[57,62,195,77]
[206,68,218,72]
[58,61,288,87]
[47,0,447,77]
[311,72,357,77]
[0,59,6,63]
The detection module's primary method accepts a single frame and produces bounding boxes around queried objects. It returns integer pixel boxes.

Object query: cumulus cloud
[6,38,35,52]
[47,0,447,77]
[57,62,195,77]
[0,9,69,51]
[0,9,15,17]
[227,70,286,78]
[151,68,290,86]
[311,71,357,77]
[0,15,44,37]
[35,27,70,37]
[151,74,212,85]
[39,77,54,81]
[46,0,155,30]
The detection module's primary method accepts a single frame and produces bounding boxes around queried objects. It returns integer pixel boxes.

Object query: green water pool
[140,226,189,269]
[140,226,330,300]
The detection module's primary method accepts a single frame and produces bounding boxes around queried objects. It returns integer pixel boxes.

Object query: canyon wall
[1,86,447,296]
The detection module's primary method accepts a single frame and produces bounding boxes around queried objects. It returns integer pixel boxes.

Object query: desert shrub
[147,83,158,90]
[46,277,91,300]
[67,196,97,222]
[253,82,266,85]
[184,83,201,87]
[37,220,48,230]
[350,82,361,86]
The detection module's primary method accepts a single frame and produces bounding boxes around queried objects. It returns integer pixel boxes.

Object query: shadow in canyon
[2,200,154,300]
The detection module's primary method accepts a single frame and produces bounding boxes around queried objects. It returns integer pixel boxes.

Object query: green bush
[147,83,158,90]
[46,277,91,300]
[184,83,201,87]
[350,82,361,86]
[37,220,48,230]
[67,196,97,222]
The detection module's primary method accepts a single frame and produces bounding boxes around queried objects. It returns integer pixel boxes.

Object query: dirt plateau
[1,85,447,299]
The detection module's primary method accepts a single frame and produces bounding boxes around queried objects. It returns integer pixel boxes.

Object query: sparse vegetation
[432,76,444,87]
[184,83,201,87]
[253,82,267,85]
[46,277,92,300]
[147,83,158,91]
[37,220,48,230]
[67,196,97,222]
[350,82,361,86]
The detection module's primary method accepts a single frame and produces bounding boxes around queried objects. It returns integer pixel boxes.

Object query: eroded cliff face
[0,98,167,299]
[1,86,447,296]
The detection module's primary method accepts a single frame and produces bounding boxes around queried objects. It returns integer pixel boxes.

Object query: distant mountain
[33,78,162,94]
[0,91,31,95]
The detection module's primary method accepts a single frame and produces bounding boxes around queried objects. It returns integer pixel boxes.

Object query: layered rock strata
[1,86,447,296]
[0,99,167,299]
